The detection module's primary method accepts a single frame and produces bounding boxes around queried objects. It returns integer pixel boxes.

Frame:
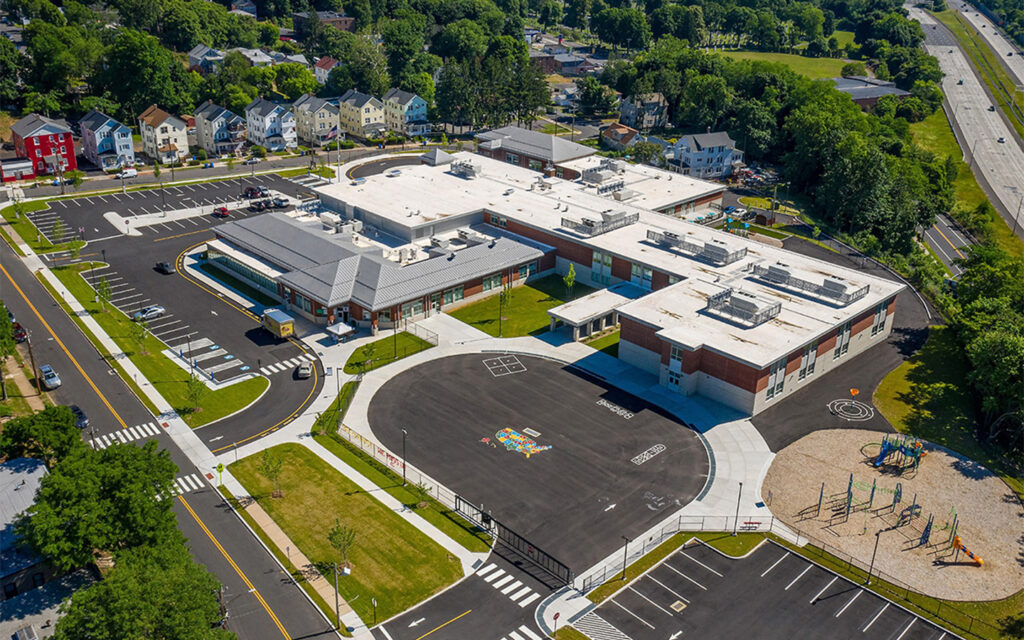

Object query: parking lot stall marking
[863,603,888,632]
[193,348,228,363]
[206,360,244,374]
[610,599,655,630]
[646,575,689,604]
[627,586,675,617]
[785,565,812,591]
[835,590,862,617]
[483,568,506,583]
[679,551,723,577]
[57,200,68,208]
[517,593,541,608]
[894,618,916,640]
[663,562,706,590]
[811,576,838,603]
[761,552,789,577]
[500,579,522,595]
[492,575,515,589]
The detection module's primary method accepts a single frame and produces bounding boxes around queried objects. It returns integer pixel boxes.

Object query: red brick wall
[489,214,593,265]
[620,316,661,353]
[464,277,483,298]
[540,252,556,271]
[698,349,762,393]
[818,329,837,355]
[651,271,671,291]
[611,256,631,281]
[692,192,722,207]
[851,309,873,337]
[784,349,802,375]
[349,301,367,321]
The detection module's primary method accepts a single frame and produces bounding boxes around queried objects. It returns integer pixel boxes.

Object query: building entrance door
[430,293,441,314]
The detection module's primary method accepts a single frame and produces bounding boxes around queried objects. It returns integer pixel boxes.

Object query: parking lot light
[401,429,408,486]
[620,536,630,580]
[733,481,743,536]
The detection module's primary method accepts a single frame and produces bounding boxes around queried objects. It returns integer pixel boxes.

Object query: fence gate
[454,495,574,587]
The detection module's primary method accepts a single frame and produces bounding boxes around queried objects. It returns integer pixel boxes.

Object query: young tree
[51,219,66,245]
[130,318,150,355]
[68,239,84,259]
[97,276,113,311]
[563,263,576,300]
[153,161,162,186]
[0,302,13,401]
[327,518,356,567]
[256,449,284,498]
[186,375,208,413]
[0,406,86,468]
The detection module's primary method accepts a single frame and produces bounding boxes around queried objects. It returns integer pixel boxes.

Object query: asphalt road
[0,245,337,640]
[581,540,953,639]
[368,354,709,573]
[924,213,971,277]
[952,3,1024,82]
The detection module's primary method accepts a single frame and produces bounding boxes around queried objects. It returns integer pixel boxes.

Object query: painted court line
[679,551,723,577]
[664,563,706,590]
[785,565,812,591]
[811,576,838,602]
[646,575,688,603]
[610,599,655,630]
[835,590,862,617]
[863,603,888,632]
[628,586,674,617]
[761,552,788,577]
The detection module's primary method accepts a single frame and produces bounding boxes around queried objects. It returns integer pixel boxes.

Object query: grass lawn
[719,219,789,240]
[832,29,856,49]
[449,274,595,338]
[313,380,360,433]
[873,326,1024,499]
[342,331,434,374]
[0,201,84,255]
[49,262,268,427]
[584,330,620,357]
[198,263,279,307]
[276,166,336,179]
[718,50,848,79]
[737,195,801,216]
[0,375,35,418]
[314,433,491,553]
[555,628,590,640]
[230,443,463,622]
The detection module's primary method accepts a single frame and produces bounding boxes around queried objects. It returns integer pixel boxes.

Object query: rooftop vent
[705,288,781,327]
[647,229,747,266]
[451,160,482,179]
[561,210,639,236]
[430,236,449,249]
[751,262,870,306]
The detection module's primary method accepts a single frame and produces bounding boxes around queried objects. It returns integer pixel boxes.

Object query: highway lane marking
[178,496,291,639]
[932,224,966,259]
[1,262,128,430]
[413,610,471,640]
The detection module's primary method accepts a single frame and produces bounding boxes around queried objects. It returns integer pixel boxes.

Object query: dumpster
[262,309,295,339]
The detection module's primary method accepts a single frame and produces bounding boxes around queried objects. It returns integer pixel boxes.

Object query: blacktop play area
[368,353,711,575]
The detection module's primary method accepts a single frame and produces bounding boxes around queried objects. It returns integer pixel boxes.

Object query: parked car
[155,261,176,274]
[7,309,14,323]
[295,362,312,379]
[70,405,89,429]
[132,305,166,322]
[213,206,230,218]
[255,185,270,197]
[248,200,265,212]
[116,168,138,179]
[12,323,26,343]
[272,197,289,209]
[39,364,61,390]
[242,186,260,199]
[259,199,273,210]
[242,157,259,165]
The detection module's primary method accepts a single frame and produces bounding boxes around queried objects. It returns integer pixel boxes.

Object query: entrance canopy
[326,321,357,339]
[548,281,647,328]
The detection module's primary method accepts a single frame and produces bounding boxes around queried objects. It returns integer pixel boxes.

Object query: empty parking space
[582,541,956,640]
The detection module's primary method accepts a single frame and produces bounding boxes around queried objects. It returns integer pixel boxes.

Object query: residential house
[0,23,25,51]
[292,10,355,33]
[187,44,225,74]
[11,113,76,177]
[195,100,246,157]
[78,110,134,170]
[382,88,429,136]
[543,43,568,55]
[293,94,341,147]
[475,125,594,179]
[667,131,743,178]
[619,92,669,130]
[231,0,257,17]
[314,56,340,84]
[138,104,189,164]
[268,50,309,67]
[231,47,274,67]
[529,50,558,74]
[1,459,53,602]
[601,123,640,152]
[338,89,385,138]
[554,53,586,75]
[245,98,297,151]
[831,76,910,110]
[551,84,579,109]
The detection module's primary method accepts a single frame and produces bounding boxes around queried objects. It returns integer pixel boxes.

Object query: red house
[10,114,77,177]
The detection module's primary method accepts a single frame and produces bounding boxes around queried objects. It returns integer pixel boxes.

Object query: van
[116,168,138,179]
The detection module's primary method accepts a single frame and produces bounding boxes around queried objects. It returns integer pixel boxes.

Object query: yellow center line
[175,241,259,321]
[0,262,128,430]
[932,224,965,260]
[211,362,318,452]
[414,610,472,640]
[178,495,291,639]
[154,228,215,243]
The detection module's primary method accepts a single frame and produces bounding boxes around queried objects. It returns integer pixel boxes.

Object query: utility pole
[26,333,39,393]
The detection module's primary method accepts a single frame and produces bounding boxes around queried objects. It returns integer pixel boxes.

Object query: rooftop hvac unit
[351,220,363,232]
[451,160,482,179]
[600,209,627,223]
[504,188,514,196]
[319,212,342,228]
[581,218,597,227]
[766,263,792,283]
[729,289,772,314]
[339,223,353,235]
[822,277,849,294]
[457,228,470,239]
[430,237,450,249]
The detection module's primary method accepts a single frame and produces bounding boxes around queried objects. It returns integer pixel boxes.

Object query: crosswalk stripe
[285,357,300,367]
[507,632,525,640]
[185,474,203,490]
[492,575,515,589]
[509,586,533,602]
[175,478,190,493]
[477,563,498,577]
[127,426,141,439]
[300,353,313,361]
[518,593,541,608]
[111,431,124,443]
[483,568,505,583]
[517,627,542,640]
[91,438,103,449]
[143,422,159,436]
[101,435,112,447]
[260,366,271,375]
[501,580,522,595]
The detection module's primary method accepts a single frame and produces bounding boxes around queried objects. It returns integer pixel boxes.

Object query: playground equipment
[952,536,984,566]
[874,435,927,473]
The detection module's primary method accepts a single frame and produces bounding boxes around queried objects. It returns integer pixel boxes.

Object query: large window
[482,273,502,292]
[592,251,612,284]
[631,263,653,289]
[871,300,888,336]
[765,358,786,400]
[443,286,464,305]
[505,153,519,166]
[401,299,424,317]
[798,341,817,381]
[518,261,538,280]
[834,321,851,359]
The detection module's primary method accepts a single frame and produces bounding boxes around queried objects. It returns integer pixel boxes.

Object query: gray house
[78,110,135,170]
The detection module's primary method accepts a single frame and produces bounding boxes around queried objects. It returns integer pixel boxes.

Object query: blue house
[78,110,135,171]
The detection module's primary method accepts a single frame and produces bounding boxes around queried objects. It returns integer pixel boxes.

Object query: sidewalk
[4,353,46,413]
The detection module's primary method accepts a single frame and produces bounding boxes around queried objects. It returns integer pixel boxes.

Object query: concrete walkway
[5,353,46,412]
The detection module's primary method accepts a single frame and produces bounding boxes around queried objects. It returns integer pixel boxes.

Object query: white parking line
[863,603,888,632]
[663,563,706,590]
[811,576,838,603]
[894,619,916,640]
[761,552,789,577]
[785,565,812,591]
[627,586,674,617]
[646,575,689,604]
[57,200,68,208]
[610,599,655,630]
[98,195,108,203]
[835,590,862,617]
[111,294,144,304]
[679,551,723,577]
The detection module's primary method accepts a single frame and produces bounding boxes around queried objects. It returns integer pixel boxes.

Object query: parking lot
[578,539,955,640]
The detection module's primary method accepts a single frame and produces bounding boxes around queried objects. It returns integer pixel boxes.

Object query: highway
[953,3,1024,85]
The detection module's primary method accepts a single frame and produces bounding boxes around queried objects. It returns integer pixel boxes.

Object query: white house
[195,100,246,157]
[245,98,297,151]
[293,93,341,147]
[667,131,744,179]
[138,104,189,164]
[338,89,385,138]
[382,88,429,136]
[231,47,274,67]
[78,110,135,170]
[314,56,340,84]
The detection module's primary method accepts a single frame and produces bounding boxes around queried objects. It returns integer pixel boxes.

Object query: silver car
[133,305,166,322]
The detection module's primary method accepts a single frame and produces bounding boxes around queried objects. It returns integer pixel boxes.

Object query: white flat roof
[548,281,647,325]
[558,155,726,211]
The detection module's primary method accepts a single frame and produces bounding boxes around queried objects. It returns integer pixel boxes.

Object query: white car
[116,168,138,179]
[295,362,313,379]
[133,305,166,322]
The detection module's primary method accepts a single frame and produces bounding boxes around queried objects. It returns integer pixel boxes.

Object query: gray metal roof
[1,458,46,578]
[682,131,736,151]
[11,114,70,139]
[383,88,419,106]
[420,148,454,166]
[195,100,243,125]
[246,98,289,119]
[215,212,368,272]
[293,94,339,115]
[78,109,128,134]
[340,89,382,109]
[476,126,594,164]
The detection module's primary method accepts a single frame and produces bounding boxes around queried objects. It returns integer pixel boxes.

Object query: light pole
[867,529,884,585]
[620,536,630,580]
[1014,193,1024,236]
[732,481,743,536]
[401,429,408,486]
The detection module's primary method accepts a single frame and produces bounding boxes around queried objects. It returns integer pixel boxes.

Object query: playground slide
[874,440,893,467]
[953,536,984,566]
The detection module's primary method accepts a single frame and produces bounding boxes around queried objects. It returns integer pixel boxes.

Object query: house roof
[682,131,736,151]
[602,123,639,146]
[78,109,128,134]
[293,10,350,20]
[553,53,585,63]
[339,89,382,109]
[382,88,419,106]
[138,104,185,130]
[195,100,243,125]
[231,47,273,64]
[293,93,339,115]
[314,56,339,70]
[1,458,47,578]
[475,126,594,164]
[11,114,70,140]
[188,44,223,60]
[628,92,666,106]
[246,98,289,119]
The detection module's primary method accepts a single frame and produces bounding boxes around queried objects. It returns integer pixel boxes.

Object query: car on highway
[133,305,166,322]
[248,200,265,212]
[295,362,313,379]
[12,323,26,343]
[213,206,230,218]
[998,137,1006,143]
[989,105,996,111]
[155,261,176,274]
[70,405,89,429]
[39,364,61,390]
